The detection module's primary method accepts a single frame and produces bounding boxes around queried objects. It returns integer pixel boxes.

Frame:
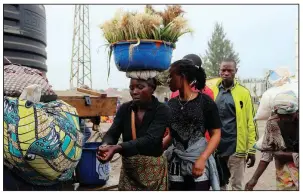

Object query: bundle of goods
[254,90,298,152]
[4,57,84,186]
[100,5,192,80]
[254,67,298,121]
[4,95,83,186]
[4,57,57,103]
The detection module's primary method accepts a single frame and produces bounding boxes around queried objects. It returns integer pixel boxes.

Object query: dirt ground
[95,120,276,190]
[242,120,276,190]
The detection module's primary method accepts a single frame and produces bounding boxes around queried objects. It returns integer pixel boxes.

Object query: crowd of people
[97,54,299,191]
[4,54,298,191]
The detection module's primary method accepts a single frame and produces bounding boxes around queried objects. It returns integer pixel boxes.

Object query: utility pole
[70,5,92,89]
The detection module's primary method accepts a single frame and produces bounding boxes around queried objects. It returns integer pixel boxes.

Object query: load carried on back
[254,67,298,152]
[100,5,192,80]
[4,4,84,188]
[254,67,298,121]
[4,57,84,187]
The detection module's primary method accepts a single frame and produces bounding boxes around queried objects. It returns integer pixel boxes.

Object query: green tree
[202,22,240,78]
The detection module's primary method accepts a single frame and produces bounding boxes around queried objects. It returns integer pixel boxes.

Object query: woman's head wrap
[272,90,298,115]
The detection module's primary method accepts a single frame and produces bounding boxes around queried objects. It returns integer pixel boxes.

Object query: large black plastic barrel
[4,4,47,72]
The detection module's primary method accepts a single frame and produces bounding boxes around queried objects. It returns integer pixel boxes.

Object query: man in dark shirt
[97,78,171,190]
[211,59,258,190]
[216,83,237,157]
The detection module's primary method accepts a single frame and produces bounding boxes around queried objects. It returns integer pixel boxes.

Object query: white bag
[126,70,160,80]
[19,84,42,103]
[255,82,298,120]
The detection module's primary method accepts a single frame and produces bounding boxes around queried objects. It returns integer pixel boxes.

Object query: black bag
[213,151,231,187]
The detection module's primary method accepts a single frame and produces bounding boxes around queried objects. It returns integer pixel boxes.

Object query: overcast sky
[45,4,298,90]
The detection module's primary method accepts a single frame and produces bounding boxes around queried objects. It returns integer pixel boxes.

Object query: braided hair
[171,54,206,90]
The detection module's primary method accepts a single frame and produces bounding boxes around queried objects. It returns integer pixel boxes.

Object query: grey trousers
[220,154,246,190]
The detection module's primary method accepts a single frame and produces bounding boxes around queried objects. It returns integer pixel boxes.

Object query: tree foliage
[202,22,240,78]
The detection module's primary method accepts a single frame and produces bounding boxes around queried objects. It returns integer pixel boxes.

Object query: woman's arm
[200,96,222,160]
[192,128,221,177]
[192,96,222,177]
[97,104,126,163]
[245,152,272,190]
[251,160,270,181]
[162,128,172,150]
[102,104,125,145]
[245,160,270,190]
[198,128,221,161]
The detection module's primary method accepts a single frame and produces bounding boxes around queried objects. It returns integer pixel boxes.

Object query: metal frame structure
[70,5,92,89]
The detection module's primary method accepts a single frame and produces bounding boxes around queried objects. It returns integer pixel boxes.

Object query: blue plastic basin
[112,40,174,72]
[75,142,110,185]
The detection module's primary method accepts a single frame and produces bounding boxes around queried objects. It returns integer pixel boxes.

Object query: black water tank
[4,4,47,72]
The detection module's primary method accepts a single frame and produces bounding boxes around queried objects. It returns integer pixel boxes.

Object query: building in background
[240,78,268,104]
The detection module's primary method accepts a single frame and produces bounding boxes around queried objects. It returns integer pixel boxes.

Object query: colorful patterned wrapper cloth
[4,96,83,186]
[118,154,168,191]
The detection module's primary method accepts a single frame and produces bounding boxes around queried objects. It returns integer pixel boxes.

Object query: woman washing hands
[97,144,121,163]
[97,77,171,191]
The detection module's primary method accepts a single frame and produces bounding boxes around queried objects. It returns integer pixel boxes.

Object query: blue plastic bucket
[112,40,174,72]
[76,142,110,185]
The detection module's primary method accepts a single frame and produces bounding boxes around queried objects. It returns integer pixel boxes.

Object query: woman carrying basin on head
[97,77,171,191]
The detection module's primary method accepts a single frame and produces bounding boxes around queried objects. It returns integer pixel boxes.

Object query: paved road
[98,120,276,190]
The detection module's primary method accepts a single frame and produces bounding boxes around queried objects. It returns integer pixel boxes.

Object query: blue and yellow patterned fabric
[4,96,83,186]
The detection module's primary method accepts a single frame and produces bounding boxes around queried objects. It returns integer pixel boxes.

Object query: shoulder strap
[131,110,137,140]
[131,103,170,140]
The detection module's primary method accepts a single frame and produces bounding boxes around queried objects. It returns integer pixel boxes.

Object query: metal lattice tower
[70,5,92,89]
